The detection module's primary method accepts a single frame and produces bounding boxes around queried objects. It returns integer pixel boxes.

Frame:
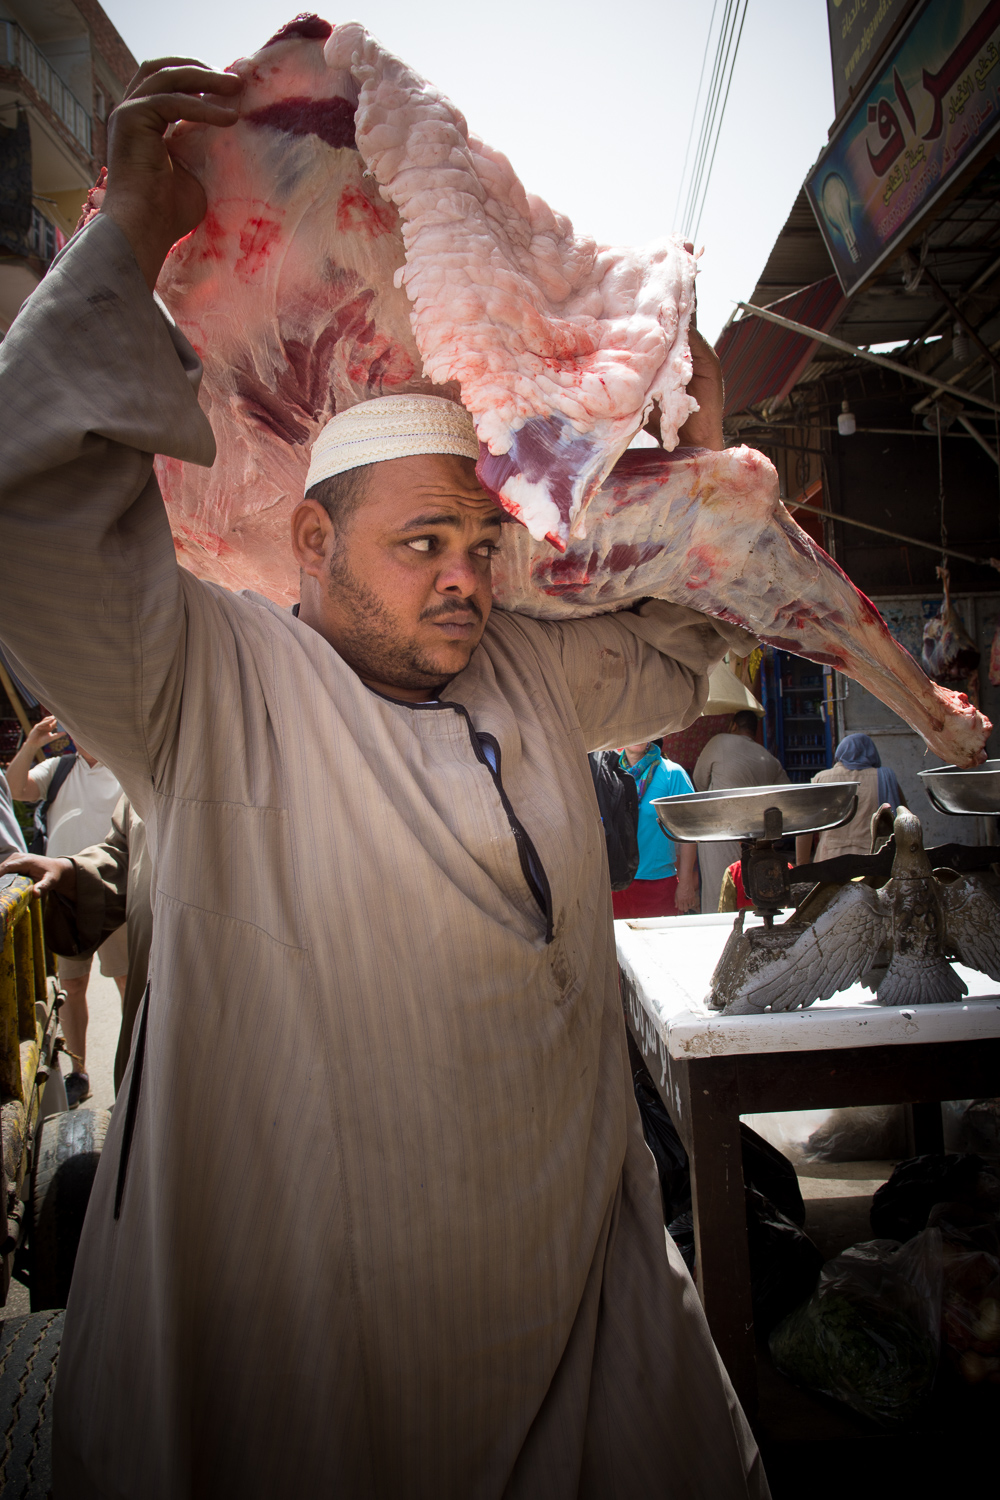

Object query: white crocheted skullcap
[306,395,479,491]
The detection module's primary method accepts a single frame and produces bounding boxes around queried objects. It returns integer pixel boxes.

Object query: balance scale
[652,760,1000,925]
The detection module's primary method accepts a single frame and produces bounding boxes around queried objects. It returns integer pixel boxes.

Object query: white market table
[616,912,1000,1414]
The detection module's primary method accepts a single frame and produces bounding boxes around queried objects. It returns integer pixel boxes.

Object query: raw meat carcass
[103,18,989,767]
[923,566,981,683]
[491,447,989,768]
[991,620,1000,688]
[324,22,697,548]
[148,18,435,595]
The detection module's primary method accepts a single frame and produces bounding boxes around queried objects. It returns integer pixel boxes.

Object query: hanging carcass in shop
[923,566,981,705]
[83,17,992,768]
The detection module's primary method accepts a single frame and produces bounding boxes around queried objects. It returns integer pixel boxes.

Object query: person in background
[693,710,787,912]
[6,715,126,1105]
[612,742,699,918]
[0,795,149,1095]
[795,733,904,867]
[0,765,26,860]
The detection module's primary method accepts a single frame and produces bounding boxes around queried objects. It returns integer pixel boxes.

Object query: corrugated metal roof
[716,276,845,418]
[716,152,1000,420]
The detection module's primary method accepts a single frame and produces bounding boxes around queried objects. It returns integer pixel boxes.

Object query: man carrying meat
[0,62,768,1499]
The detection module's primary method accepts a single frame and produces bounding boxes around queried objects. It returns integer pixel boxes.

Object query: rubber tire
[30,1109,110,1312]
[0,1310,64,1497]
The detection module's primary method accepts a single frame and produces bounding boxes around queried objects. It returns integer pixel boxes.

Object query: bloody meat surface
[80,17,991,766]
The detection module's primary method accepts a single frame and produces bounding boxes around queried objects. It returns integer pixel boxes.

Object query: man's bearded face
[296,454,503,697]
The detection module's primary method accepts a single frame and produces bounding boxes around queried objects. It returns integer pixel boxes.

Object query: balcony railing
[29,205,57,264]
[1,21,92,155]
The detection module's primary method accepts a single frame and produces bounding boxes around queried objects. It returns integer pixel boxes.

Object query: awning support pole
[0,659,42,758]
[784,499,1000,571]
[956,413,999,465]
[733,301,1000,415]
[919,264,1000,381]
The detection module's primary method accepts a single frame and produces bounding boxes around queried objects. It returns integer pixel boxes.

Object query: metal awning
[715,276,845,418]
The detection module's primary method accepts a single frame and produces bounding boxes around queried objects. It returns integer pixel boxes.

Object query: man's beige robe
[0,217,767,1499]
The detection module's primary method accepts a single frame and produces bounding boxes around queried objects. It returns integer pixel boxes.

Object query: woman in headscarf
[795,733,904,864]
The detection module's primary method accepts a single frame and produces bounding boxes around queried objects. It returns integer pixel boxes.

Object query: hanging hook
[936,407,948,569]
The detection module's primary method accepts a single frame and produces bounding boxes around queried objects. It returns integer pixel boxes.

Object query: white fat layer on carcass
[324,22,697,544]
[500,474,564,546]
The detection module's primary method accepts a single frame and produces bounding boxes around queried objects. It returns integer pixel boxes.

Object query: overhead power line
[671,0,720,230]
[675,0,750,243]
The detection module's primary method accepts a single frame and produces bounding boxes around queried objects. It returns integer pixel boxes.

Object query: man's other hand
[676,326,724,451]
[0,852,76,899]
[6,714,62,800]
[674,876,699,914]
[25,714,61,750]
[675,239,724,452]
[102,59,243,292]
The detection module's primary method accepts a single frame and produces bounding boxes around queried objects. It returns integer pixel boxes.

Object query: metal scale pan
[919,759,1000,817]
[651,781,858,844]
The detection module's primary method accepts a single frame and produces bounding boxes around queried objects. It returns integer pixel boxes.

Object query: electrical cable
[672,0,720,229]
[677,0,750,240]
[681,0,746,234]
[680,0,733,233]
[937,410,948,567]
[691,0,749,243]
[994,367,1000,539]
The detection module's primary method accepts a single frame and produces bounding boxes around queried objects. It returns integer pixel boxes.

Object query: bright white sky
[100,0,836,343]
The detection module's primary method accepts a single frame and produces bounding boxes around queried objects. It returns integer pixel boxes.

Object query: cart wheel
[0,1310,64,1497]
[30,1109,110,1312]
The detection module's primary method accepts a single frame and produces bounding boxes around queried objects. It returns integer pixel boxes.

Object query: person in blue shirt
[611,741,698,918]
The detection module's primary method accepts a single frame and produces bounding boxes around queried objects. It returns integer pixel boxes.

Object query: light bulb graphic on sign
[821,173,860,264]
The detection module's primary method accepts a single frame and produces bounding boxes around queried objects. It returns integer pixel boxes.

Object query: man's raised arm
[545,599,754,752]
[0,64,241,789]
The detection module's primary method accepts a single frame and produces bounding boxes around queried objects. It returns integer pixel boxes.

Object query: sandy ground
[76,967,122,1114]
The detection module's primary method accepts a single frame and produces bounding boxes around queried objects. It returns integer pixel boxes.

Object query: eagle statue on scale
[709,807,1000,1015]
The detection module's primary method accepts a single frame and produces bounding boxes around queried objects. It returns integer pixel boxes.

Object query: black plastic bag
[746,1187,824,1331]
[634,1073,691,1224]
[742,1124,806,1227]
[589,752,639,890]
[633,1069,805,1226]
[667,1210,696,1270]
[870,1154,1000,1242]
[633,1068,818,1328]
[666,1193,822,1333]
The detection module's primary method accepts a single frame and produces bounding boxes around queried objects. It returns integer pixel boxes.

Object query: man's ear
[291,499,336,578]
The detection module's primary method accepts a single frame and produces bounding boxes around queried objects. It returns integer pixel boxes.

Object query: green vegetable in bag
[769,1239,938,1425]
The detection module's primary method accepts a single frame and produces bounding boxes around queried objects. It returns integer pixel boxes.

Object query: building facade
[0,0,136,333]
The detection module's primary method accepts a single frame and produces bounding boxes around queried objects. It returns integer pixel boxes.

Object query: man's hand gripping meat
[102,60,244,291]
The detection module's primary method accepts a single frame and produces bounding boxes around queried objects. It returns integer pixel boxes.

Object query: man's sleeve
[544,600,754,753]
[0,214,216,790]
[43,795,129,958]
